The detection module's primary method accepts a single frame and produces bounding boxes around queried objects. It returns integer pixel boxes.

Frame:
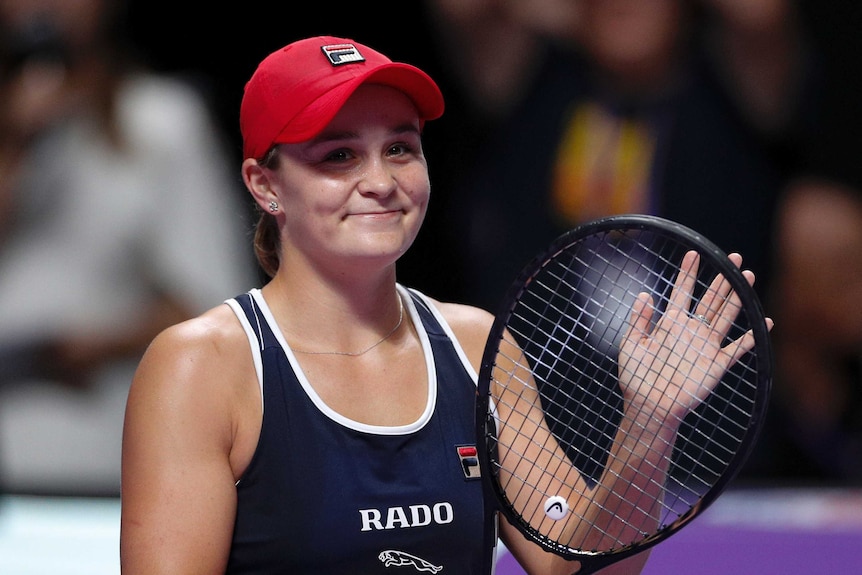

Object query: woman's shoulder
[124,302,258,479]
[418,295,495,365]
[154,302,244,351]
[430,299,494,328]
[134,302,250,395]
[406,288,494,330]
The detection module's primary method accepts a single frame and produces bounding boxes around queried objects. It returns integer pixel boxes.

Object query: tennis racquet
[476,214,772,574]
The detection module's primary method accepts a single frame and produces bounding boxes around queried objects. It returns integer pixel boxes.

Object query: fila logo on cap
[321,43,366,66]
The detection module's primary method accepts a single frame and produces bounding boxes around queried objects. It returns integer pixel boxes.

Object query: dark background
[123,1,862,185]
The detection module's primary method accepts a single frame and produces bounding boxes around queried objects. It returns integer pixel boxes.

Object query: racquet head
[477,214,772,573]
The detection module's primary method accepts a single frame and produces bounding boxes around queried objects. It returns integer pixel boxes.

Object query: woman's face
[267,84,431,273]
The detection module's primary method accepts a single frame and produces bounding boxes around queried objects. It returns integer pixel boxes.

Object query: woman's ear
[242,158,278,213]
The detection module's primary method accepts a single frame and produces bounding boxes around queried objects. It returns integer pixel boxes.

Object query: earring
[268,201,279,213]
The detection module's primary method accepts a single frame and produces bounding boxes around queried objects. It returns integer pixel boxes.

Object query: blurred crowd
[0,0,257,495]
[1,0,860,495]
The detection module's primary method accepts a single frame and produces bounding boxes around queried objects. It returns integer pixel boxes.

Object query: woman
[120,36,768,574]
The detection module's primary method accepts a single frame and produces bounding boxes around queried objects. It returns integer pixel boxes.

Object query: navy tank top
[224,286,496,574]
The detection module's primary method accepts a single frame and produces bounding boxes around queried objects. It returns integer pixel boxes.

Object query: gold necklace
[291,298,404,357]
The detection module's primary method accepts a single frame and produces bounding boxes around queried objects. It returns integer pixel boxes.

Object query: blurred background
[1,0,860,572]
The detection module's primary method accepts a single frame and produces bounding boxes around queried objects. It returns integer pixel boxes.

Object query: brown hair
[252,147,282,278]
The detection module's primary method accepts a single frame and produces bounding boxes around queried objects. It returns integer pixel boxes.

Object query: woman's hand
[618,251,772,431]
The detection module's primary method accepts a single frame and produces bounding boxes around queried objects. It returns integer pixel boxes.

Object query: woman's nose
[356,158,397,196]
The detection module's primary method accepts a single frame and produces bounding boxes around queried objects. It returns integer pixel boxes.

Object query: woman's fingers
[667,251,700,317]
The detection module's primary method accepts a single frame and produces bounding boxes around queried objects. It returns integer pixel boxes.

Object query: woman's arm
[120,306,260,575]
[441,301,653,575]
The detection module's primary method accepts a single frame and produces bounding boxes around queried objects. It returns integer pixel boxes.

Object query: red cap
[240,36,445,159]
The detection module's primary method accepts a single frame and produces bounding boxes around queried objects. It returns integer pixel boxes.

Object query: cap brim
[272,62,444,145]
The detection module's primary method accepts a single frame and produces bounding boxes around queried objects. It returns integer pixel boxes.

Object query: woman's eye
[387,143,412,157]
[324,149,352,162]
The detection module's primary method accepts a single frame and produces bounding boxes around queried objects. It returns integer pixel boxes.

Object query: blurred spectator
[748,175,862,484]
[425,0,810,310]
[742,0,862,486]
[0,0,256,495]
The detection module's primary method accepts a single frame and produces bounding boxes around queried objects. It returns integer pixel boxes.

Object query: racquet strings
[485,227,763,554]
